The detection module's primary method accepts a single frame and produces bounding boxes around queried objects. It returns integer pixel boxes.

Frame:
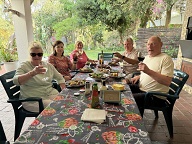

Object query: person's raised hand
[113,52,122,58]
[137,62,150,73]
[32,65,46,75]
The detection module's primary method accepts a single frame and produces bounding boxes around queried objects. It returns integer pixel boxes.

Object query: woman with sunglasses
[48,40,76,81]
[13,41,66,112]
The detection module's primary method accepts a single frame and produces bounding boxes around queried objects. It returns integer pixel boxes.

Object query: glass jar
[85,81,91,95]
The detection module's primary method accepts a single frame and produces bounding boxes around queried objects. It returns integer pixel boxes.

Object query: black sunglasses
[30,53,43,57]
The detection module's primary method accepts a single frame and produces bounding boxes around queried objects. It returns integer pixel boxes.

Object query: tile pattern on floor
[0,68,192,143]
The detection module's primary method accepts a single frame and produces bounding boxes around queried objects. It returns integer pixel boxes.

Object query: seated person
[70,41,96,69]
[13,41,66,113]
[48,40,76,81]
[129,36,174,113]
[113,37,140,82]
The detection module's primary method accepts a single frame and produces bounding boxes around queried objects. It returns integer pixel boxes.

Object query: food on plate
[112,84,125,91]
[97,64,110,69]
[109,72,126,78]
[110,72,118,77]
[89,73,104,79]
[108,61,119,66]
[89,73,108,81]
[85,61,90,65]
[67,80,85,86]
[98,68,110,73]
[80,67,93,72]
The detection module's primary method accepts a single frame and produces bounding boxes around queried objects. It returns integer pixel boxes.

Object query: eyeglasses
[30,53,43,57]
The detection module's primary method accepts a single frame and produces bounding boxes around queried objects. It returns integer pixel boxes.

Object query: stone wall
[135,28,181,57]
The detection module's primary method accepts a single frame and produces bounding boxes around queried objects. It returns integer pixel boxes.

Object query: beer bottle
[99,50,104,65]
[91,83,99,108]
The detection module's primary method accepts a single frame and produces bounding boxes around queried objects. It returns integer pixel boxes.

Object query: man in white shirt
[129,36,174,114]
[113,37,140,82]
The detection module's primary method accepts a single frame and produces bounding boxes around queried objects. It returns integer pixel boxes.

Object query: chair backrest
[169,69,189,97]
[0,70,20,100]
[0,121,7,141]
[97,53,114,61]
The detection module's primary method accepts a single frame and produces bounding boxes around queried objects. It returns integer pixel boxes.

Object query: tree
[32,0,67,47]
[76,0,133,42]
[164,0,179,28]
[127,0,156,28]
[0,0,14,48]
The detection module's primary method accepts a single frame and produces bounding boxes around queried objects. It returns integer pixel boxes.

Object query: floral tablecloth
[14,68,151,144]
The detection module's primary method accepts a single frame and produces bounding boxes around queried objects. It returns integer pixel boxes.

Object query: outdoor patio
[0,65,192,143]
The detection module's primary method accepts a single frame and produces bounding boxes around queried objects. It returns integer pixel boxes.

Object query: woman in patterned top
[48,40,76,81]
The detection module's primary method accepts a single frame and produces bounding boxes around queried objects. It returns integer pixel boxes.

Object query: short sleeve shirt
[139,53,174,93]
[122,48,139,75]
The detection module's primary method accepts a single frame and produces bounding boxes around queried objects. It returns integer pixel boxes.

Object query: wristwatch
[122,56,125,59]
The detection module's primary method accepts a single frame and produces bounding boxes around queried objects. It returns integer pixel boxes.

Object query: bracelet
[122,56,125,59]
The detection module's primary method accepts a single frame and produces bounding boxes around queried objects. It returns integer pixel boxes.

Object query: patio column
[11,0,34,63]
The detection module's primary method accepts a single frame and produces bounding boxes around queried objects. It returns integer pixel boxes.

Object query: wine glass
[73,54,78,62]
[137,52,145,62]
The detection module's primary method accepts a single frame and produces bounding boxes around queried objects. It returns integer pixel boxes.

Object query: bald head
[147,36,163,57]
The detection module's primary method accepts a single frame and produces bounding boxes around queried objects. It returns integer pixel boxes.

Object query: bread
[112,84,125,91]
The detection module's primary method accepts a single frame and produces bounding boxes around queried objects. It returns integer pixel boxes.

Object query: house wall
[148,13,184,27]
[176,0,192,94]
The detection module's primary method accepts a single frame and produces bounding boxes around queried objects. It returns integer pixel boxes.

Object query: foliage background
[0,0,186,60]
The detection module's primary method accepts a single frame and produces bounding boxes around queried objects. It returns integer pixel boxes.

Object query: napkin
[81,108,107,124]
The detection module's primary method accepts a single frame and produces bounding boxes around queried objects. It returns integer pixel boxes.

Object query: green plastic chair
[0,121,10,144]
[141,69,189,138]
[0,70,44,141]
[97,53,114,61]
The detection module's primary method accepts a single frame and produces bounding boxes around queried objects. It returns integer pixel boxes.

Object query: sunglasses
[30,53,43,57]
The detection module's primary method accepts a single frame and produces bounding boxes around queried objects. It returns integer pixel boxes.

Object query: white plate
[74,92,80,96]
[80,89,85,92]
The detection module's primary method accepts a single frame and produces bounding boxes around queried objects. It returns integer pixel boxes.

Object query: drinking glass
[137,52,145,62]
[39,62,48,81]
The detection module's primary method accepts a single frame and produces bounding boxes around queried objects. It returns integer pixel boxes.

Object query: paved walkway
[0,65,192,143]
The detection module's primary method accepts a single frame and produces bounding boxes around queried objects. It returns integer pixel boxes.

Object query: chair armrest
[145,91,179,99]
[8,97,44,112]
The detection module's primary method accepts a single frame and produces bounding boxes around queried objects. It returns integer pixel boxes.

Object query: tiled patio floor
[0,65,192,143]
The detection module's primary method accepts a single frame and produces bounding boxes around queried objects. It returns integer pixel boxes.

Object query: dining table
[14,63,151,144]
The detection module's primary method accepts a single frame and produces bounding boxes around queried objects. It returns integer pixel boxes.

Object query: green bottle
[91,83,99,108]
